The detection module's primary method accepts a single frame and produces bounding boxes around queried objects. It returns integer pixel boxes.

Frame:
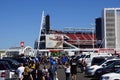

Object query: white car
[85,64,102,76]
[101,70,120,80]
[85,58,120,76]
[0,70,15,80]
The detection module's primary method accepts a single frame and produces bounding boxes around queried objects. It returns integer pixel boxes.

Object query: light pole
[92,28,94,51]
[91,24,95,52]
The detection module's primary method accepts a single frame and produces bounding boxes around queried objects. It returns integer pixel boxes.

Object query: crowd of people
[15,54,86,80]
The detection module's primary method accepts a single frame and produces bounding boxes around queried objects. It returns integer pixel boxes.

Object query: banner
[46,34,63,48]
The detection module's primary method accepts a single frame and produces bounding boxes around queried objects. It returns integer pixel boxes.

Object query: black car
[12,57,29,66]
[0,60,11,70]
[95,61,120,77]
[2,58,20,69]
[3,57,29,66]
[91,56,114,66]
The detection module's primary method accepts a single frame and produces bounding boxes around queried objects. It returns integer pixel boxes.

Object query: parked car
[12,57,29,66]
[0,61,15,80]
[95,61,120,77]
[72,55,82,61]
[80,52,112,66]
[78,54,91,66]
[85,58,120,76]
[3,57,29,66]
[101,69,120,80]
[91,56,114,66]
[2,58,20,69]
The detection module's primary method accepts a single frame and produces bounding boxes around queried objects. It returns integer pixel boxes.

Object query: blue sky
[0,0,120,49]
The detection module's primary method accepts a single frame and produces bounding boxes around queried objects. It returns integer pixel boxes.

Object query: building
[95,17,102,48]
[102,8,120,50]
[96,17,102,41]
[0,49,6,58]
[35,11,98,50]
[34,11,50,49]
[5,46,34,57]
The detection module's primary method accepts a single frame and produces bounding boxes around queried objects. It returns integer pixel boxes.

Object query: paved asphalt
[40,63,99,80]
[57,67,99,80]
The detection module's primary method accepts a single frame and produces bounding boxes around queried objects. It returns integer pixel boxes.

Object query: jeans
[66,73,70,80]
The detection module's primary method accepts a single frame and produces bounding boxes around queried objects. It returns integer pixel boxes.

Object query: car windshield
[103,60,116,67]
[4,59,20,65]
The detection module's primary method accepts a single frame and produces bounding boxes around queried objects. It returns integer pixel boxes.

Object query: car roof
[105,57,120,61]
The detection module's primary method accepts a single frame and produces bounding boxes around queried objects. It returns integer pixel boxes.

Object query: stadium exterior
[3,8,120,58]
[34,11,97,51]
[102,8,120,51]
[34,9,120,55]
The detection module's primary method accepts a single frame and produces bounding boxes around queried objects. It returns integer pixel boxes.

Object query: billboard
[46,34,63,48]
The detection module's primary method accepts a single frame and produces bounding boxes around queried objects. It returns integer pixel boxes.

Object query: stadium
[34,12,115,56]
[34,12,96,49]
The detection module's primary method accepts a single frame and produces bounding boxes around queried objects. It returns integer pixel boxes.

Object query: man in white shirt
[16,63,25,80]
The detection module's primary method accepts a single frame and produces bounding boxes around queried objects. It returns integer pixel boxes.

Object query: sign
[99,48,115,54]
[46,34,63,48]
[20,41,24,47]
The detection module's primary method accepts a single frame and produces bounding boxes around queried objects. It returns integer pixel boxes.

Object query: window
[105,61,115,66]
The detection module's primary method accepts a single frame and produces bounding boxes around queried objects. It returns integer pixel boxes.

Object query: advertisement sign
[46,34,63,48]
[99,48,115,54]
[20,41,24,47]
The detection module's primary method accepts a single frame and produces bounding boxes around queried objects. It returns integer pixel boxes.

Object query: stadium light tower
[38,11,45,49]
[91,24,95,52]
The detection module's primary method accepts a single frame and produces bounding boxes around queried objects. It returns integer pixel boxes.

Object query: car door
[113,62,120,72]
[103,61,120,74]
[94,62,114,77]
[103,62,115,73]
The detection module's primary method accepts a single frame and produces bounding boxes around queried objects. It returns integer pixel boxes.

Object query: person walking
[31,64,45,80]
[70,59,77,80]
[64,63,71,80]
[61,55,67,67]
[29,60,36,71]
[48,64,58,80]
[78,59,84,73]
[20,66,33,80]
[42,65,50,80]
[49,56,53,64]
[16,63,25,80]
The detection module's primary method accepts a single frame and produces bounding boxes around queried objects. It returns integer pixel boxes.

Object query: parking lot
[1,54,120,80]
[57,67,98,80]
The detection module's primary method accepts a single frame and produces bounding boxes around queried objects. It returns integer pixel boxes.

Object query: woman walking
[64,63,71,80]
[20,66,33,80]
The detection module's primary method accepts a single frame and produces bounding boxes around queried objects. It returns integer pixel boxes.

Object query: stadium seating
[65,33,96,45]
